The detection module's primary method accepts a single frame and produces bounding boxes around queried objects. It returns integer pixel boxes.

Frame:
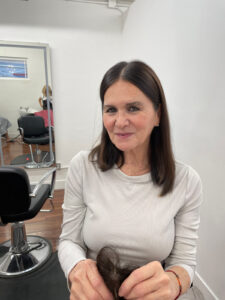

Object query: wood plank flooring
[0,189,64,252]
[1,135,55,166]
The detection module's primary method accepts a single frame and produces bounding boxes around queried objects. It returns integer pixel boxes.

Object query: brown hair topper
[96,247,137,300]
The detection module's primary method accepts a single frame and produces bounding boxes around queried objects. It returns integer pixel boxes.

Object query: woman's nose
[115,112,129,127]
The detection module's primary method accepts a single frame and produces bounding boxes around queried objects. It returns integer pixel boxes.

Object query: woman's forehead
[104,80,150,104]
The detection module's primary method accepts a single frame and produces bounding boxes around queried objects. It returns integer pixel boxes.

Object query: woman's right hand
[69,259,114,300]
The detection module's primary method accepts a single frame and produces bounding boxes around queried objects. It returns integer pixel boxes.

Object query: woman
[35,85,54,127]
[38,85,53,110]
[58,61,202,300]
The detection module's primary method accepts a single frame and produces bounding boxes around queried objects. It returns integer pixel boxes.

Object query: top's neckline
[112,165,151,183]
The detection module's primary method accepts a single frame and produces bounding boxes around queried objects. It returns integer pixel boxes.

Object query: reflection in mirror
[0,41,55,168]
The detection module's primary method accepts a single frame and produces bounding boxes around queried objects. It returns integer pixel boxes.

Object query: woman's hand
[69,259,114,300]
[118,261,178,300]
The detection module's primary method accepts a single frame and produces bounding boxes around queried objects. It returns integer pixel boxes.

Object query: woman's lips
[115,133,133,139]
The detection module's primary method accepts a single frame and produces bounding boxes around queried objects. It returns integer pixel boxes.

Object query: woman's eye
[128,106,139,112]
[105,107,116,113]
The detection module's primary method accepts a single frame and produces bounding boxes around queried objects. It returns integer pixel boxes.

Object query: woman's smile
[115,132,134,139]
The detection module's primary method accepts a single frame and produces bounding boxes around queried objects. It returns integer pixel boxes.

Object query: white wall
[121,0,225,299]
[0,0,122,167]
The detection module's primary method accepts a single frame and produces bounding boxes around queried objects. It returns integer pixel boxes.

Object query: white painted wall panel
[121,0,225,298]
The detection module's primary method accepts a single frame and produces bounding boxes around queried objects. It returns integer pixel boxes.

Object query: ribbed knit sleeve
[164,166,203,283]
[58,152,87,279]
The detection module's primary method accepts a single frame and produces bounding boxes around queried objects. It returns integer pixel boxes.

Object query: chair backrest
[34,110,54,127]
[0,166,31,216]
[18,115,48,137]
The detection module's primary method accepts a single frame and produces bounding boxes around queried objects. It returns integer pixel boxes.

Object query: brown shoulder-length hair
[89,60,175,196]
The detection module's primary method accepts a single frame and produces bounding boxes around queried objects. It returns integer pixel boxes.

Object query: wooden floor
[0,189,64,252]
[1,135,55,166]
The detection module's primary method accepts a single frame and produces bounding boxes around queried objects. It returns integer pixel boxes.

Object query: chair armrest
[18,127,24,138]
[0,216,7,226]
[30,167,57,198]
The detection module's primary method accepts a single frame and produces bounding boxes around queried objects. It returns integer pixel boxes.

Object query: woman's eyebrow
[103,101,143,109]
[126,101,143,107]
[103,104,114,108]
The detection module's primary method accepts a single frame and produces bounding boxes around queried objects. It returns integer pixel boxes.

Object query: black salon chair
[0,166,56,277]
[18,115,53,168]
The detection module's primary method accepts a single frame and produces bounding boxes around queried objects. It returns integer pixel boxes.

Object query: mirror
[0,41,55,168]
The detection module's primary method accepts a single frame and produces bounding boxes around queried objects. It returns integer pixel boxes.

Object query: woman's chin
[114,143,133,152]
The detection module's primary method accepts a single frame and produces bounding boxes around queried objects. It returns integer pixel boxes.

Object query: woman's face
[103,80,160,154]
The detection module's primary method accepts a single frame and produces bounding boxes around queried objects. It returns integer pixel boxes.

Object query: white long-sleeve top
[58,151,202,283]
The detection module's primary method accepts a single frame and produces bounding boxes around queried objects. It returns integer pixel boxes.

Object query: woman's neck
[119,149,150,176]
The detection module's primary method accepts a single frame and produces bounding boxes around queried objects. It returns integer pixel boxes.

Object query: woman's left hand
[118,261,176,300]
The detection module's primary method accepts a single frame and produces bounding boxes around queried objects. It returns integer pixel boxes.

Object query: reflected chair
[17,115,54,168]
[0,166,56,277]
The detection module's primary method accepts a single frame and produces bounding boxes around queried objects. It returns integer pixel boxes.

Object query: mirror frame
[0,40,54,167]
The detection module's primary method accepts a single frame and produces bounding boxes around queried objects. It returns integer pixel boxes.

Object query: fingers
[119,261,164,298]
[70,262,101,300]
[71,275,105,300]
[123,273,170,299]
[122,278,157,299]
[88,262,114,300]
[70,276,97,300]
[69,259,113,300]
[128,289,172,300]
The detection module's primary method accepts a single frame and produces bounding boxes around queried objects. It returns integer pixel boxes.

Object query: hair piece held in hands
[96,247,137,300]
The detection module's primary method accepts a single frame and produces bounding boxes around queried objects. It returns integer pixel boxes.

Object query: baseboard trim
[28,167,67,190]
[55,178,66,190]
[194,272,219,300]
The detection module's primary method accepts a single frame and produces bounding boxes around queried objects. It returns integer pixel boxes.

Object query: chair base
[25,161,54,169]
[25,161,39,169]
[25,144,54,169]
[0,236,52,277]
[39,161,54,168]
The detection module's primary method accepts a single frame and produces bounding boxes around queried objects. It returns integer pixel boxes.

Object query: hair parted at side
[89,60,175,196]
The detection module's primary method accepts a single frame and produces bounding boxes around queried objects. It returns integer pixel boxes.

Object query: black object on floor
[10,151,53,165]
[0,251,69,300]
